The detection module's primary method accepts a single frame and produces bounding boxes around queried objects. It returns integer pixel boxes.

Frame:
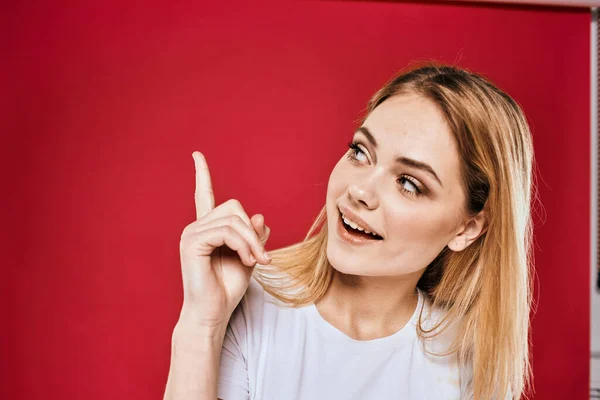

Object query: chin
[325,244,382,277]
[326,244,353,273]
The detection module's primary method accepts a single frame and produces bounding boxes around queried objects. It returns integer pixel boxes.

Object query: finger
[193,151,215,220]
[184,215,271,265]
[250,214,264,236]
[196,198,252,227]
[251,214,270,244]
[186,225,257,267]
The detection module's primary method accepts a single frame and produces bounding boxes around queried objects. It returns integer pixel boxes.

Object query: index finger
[193,151,215,220]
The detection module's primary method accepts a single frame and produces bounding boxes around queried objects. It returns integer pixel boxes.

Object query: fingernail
[249,255,257,264]
[263,251,271,261]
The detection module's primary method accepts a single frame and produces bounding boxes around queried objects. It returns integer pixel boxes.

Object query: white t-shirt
[217,276,473,400]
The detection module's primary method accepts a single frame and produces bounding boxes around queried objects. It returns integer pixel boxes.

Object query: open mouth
[339,210,383,240]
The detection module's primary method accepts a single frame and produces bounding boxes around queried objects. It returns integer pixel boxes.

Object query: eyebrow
[354,126,444,188]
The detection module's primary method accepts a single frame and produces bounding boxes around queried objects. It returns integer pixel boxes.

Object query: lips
[338,206,383,239]
[338,208,383,240]
[336,210,383,245]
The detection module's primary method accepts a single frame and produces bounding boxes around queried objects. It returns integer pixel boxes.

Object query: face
[326,92,468,277]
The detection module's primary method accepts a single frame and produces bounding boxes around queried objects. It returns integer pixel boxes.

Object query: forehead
[361,93,461,189]
[364,94,453,147]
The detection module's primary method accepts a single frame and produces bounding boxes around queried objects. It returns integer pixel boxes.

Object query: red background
[2,1,591,398]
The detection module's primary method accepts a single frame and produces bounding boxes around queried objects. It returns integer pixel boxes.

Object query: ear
[447,210,488,252]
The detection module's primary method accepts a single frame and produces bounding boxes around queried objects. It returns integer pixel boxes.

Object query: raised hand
[177,151,272,330]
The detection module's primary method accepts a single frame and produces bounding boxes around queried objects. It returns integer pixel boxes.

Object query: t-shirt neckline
[305,288,424,352]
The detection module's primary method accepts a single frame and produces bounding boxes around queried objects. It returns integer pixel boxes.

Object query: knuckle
[226,198,242,208]
[226,199,248,217]
[218,225,235,236]
[228,214,244,226]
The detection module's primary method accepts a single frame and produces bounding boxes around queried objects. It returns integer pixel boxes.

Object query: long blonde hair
[254,62,536,399]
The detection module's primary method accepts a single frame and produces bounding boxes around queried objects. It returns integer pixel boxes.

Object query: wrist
[174,313,227,334]
[178,304,230,329]
[172,321,226,351]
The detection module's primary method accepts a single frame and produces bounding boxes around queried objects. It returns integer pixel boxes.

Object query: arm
[163,320,227,400]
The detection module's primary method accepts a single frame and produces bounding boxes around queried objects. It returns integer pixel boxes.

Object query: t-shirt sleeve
[217,302,250,400]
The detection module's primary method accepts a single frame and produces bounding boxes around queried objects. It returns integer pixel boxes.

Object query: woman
[163,63,536,400]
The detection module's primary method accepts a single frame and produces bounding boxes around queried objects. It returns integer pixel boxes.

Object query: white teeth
[342,215,360,230]
[341,213,380,238]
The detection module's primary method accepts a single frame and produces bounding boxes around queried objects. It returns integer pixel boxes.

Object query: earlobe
[448,237,468,252]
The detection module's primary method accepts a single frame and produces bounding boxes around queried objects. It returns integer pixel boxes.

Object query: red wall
[3,1,590,398]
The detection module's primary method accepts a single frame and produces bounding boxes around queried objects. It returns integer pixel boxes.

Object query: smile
[337,209,383,244]
[340,212,382,238]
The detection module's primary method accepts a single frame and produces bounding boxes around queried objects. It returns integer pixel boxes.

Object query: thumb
[251,214,270,245]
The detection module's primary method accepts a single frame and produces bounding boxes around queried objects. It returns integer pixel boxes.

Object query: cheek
[326,162,343,227]
[328,158,346,185]
[383,198,437,232]
[326,161,347,201]
[386,207,457,249]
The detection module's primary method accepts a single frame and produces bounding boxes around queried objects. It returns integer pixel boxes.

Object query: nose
[347,180,379,209]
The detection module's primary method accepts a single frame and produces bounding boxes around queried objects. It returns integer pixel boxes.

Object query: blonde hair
[254,62,537,399]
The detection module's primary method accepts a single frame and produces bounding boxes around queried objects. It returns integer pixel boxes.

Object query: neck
[315,268,424,341]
